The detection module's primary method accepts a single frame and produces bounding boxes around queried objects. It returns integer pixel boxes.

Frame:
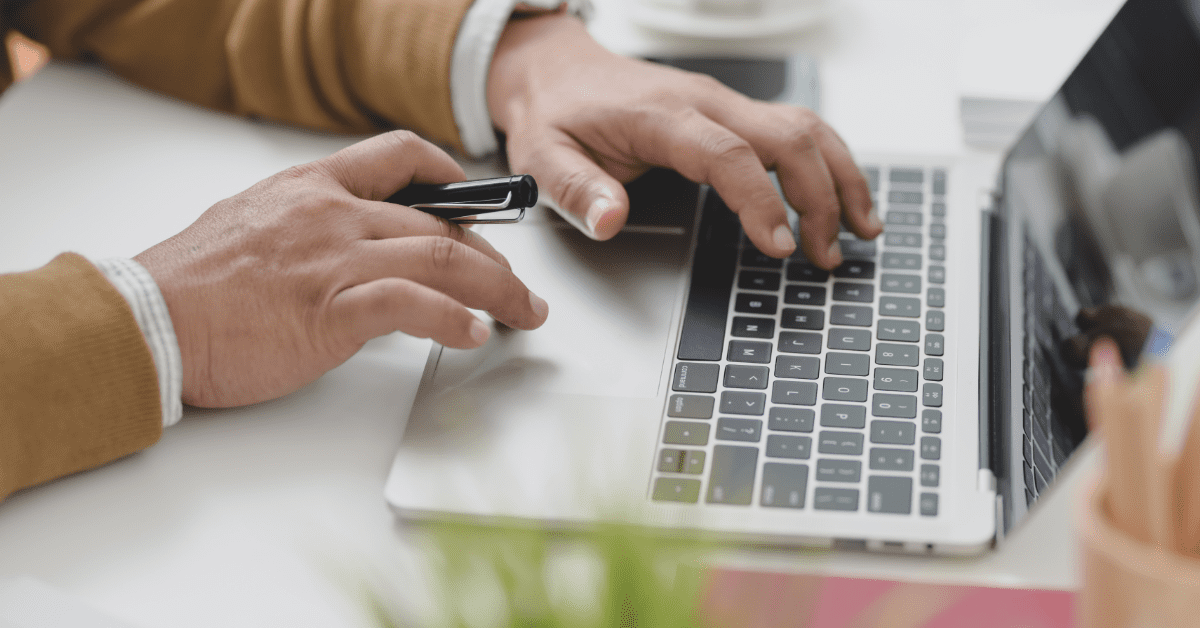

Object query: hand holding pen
[385,175,538,224]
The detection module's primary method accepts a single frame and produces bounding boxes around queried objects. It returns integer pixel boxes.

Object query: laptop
[385,0,1200,553]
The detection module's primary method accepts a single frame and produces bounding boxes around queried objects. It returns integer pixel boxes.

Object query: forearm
[10,0,474,147]
[0,254,162,501]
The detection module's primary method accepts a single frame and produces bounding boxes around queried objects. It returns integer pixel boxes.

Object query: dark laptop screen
[994,0,1200,527]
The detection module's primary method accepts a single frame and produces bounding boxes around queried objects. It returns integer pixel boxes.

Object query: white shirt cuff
[451,0,593,158]
[93,258,184,428]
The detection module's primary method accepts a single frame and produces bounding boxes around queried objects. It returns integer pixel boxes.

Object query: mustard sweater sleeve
[9,0,476,149]
[0,254,162,501]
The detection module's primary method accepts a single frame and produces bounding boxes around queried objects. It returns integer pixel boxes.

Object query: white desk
[0,1,1142,625]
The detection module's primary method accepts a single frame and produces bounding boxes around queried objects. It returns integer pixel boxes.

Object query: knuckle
[382,129,421,150]
[426,236,461,273]
[554,169,596,212]
[782,127,820,154]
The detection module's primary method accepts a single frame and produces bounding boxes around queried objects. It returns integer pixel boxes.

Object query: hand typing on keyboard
[487,12,884,268]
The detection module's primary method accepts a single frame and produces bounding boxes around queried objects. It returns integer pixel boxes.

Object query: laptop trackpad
[424,218,691,400]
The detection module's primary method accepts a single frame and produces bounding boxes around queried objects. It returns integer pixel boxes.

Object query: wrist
[486,11,594,132]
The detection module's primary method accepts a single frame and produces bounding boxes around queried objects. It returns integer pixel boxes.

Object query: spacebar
[676,191,738,361]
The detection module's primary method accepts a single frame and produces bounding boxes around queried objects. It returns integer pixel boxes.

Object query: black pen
[384,174,537,224]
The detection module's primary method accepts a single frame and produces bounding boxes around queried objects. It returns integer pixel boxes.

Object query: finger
[317,130,466,201]
[358,199,512,270]
[354,236,548,330]
[1085,336,1125,431]
[627,108,797,259]
[330,278,491,350]
[509,131,631,240]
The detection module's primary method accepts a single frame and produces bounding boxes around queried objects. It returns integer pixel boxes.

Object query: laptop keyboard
[653,165,948,518]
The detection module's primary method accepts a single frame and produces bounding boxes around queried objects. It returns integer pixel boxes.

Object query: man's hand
[487,13,882,269]
[135,131,549,408]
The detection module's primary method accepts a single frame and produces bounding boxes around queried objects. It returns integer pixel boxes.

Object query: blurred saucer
[627,0,828,39]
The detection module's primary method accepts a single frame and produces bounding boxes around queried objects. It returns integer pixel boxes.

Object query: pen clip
[410,192,526,224]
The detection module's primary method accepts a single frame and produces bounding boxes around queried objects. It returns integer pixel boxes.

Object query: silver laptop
[385,0,1200,554]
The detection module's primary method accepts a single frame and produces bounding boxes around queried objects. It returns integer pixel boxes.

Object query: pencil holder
[1076,474,1200,628]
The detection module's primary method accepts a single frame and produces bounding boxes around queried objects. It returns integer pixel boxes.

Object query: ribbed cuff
[451,0,594,157]
[94,258,183,428]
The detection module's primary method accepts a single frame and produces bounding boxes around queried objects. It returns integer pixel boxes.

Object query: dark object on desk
[385,174,537,224]
[1061,305,1154,370]
[646,54,820,112]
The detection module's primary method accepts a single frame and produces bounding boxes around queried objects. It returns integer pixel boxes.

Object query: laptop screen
[994,0,1200,527]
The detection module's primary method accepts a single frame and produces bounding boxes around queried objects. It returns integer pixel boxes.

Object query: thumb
[317,130,466,201]
[517,136,630,240]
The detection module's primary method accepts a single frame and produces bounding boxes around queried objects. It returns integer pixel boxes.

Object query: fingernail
[469,319,491,345]
[868,207,884,230]
[529,292,549,320]
[826,240,843,266]
[1087,340,1121,384]
[772,224,797,254]
[586,197,615,237]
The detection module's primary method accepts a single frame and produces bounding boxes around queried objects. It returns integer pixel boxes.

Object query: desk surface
[0,0,1144,625]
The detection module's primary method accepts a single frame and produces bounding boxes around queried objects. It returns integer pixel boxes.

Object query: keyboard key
[760,463,808,508]
[841,237,877,259]
[930,223,946,239]
[769,407,815,432]
[868,476,912,514]
[735,293,777,315]
[667,394,715,419]
[658,448,685,472]
[872,393,918,418]
[833,260,876,280]
[728,340,772,363]
[870,447,914,471]
[672,362,719,392]
[830,305,873,327]
[779,331,822,355]
[888,190,924,206]
[827,328,872,352]
[776,355,819,380]
[773,380,818,406]
[873,367,919,392]
[707,445,758,505]
[921,409,942,433]
[787,262,830,283]
[885,211,923,227]
[818,430,865,455]
[739,270,781,291]
[880,273,921,294]
[927,288,945,308]
[923,358,944,381]
[724,364,769,389]
[766,434,812,459]
[928,266,945,284]
[881,252,922,271]
[720,391,767,416]
[785,285,827,306]
[889,168,923,184]
[677,198,737,361]
[816,459,862,483]
[930,202,946,217]
[832,282,874,303]
[923,383,943,407]
[879,296,920,318]
[875,343,919,366]
[780,307,824,330]
[732,316,775,339]
[716,417,763,442]
[741,247,782,268]
[870,420,916,445]
[919,493,939,516]
[683,450,706,474]
[925,334,944,356]
[652,477,701,503]
[929,244,946,261]
[920,464,940,487]
[884,232,922,248]
[664,421,710,446]
[920,436,942,460]
[824,352,870,376]
[877,319,921,343]
[820,404,867,428]
[822,377,868,402]
[814,487,859,511]
[924,310,944,332]
[932,169,946,194]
